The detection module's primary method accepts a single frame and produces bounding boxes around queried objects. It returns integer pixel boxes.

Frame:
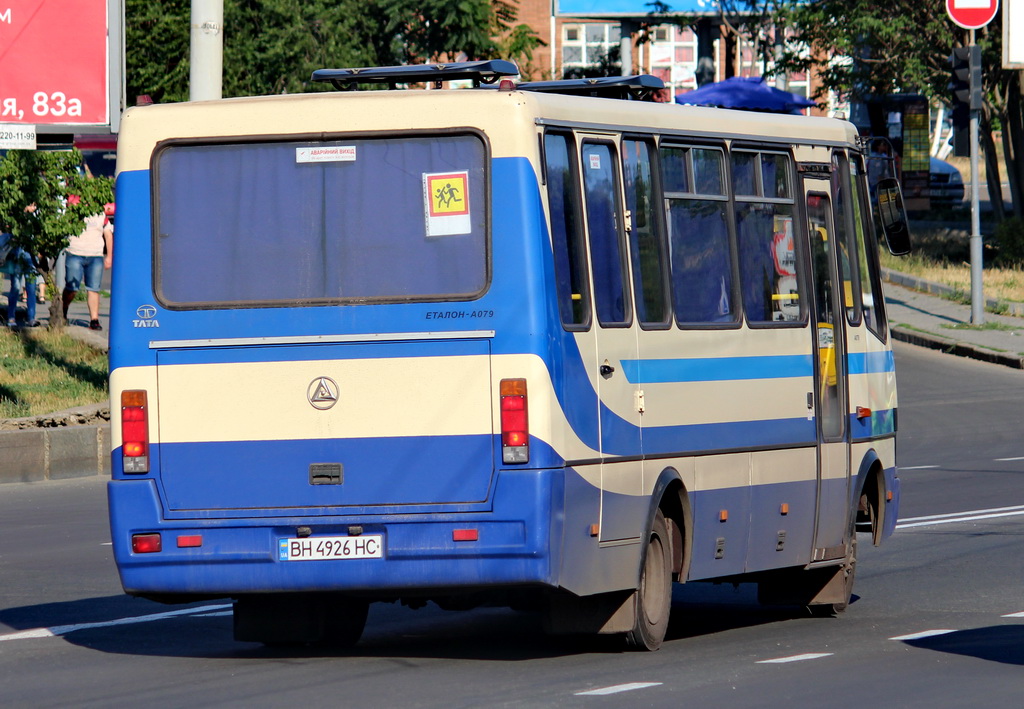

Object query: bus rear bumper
[108,471,563,598]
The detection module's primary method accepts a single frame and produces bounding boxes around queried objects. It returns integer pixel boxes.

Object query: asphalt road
[1,341,1022,708]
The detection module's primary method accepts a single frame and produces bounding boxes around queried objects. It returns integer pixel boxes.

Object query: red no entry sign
[946,0,1000,30]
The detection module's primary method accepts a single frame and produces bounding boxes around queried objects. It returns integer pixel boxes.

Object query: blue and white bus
[108,61,910,651]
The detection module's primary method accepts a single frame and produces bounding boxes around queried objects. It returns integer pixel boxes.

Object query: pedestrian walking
[62,205,113,330]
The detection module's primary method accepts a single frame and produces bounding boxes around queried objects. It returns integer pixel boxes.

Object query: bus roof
[117,85,858,172]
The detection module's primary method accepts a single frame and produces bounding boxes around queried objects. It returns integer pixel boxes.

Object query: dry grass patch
[882,250,1024,303]
[0,327,108,418]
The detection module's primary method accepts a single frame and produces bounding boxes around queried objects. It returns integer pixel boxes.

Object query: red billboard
[0,0,111,126]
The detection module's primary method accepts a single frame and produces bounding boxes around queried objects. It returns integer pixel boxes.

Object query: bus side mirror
[876,177,912,256]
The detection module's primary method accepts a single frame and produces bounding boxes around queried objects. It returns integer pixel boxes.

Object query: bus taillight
[121,389,149,473]
[500,378,529,464]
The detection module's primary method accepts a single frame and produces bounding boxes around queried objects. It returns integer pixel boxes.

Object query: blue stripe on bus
[641,416,816,455]
[620,350,894,385]
[846,350,895,375]
[620,354,813,384]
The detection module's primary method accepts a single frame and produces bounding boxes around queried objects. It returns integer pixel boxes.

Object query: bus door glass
[580,138,643,543]
[804,186,852,558]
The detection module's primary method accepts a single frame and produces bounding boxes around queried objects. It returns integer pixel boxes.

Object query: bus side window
[582,141,631,327]
[544,132,591,328]
[622,138,670,327]
[661,144,737,326]
[850,156,885,337]
[733,149,802,324]
[833,151,859,325]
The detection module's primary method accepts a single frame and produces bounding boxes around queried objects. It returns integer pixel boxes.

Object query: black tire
[625,509,672,651]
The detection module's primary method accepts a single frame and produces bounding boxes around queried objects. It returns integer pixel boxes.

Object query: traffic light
[949,45,982,157]
[949,45,982,111]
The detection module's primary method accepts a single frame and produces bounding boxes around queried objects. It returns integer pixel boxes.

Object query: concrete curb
[0,424,110,483]
[889,325,1024,370]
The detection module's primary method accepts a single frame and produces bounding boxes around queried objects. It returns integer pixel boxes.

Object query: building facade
[512,0,835,117]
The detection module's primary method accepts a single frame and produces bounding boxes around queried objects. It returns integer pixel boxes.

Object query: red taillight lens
[121,390,149,473]
[500,378,529,464]
[177,535,203,548]
[132,533,162,553]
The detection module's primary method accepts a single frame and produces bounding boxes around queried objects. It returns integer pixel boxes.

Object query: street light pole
[190,0,223,102]
[969,30,984,324]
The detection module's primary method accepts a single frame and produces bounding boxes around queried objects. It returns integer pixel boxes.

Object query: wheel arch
[644,466,693,583]
[853,449,886,546]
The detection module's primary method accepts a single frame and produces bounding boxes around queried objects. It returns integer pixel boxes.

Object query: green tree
[125,0,542,103]
[0,151,113,329]
[778,1,1019,221]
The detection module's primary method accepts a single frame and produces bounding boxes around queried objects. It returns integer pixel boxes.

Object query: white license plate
[278,535,383,561]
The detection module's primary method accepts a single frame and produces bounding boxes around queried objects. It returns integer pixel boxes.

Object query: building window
[649,24,699,94]
[562,23,621,69]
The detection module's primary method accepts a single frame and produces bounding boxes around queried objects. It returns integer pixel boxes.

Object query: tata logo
[133,304,160,328]
[307,377,339,410]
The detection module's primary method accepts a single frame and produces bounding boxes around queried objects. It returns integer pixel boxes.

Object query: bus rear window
[154,134,488,308]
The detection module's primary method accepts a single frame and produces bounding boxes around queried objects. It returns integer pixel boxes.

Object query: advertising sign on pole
[1005,0,1024,68]
[946,0,1000,30]
[0,0,123,132]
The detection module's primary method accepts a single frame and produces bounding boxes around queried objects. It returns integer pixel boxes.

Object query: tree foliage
[778,1,1018,220]
[0,151,114,328]
[125,0,543,103]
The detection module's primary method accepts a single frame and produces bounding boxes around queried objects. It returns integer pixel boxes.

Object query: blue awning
[675,76,816,115]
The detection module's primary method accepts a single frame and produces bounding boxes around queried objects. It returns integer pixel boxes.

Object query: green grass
[882,228,1024,305]
[941,321,1021,332]
[0,327,108,418]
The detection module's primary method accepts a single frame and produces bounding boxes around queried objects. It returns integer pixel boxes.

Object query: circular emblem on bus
[307,377,339,410]
[136,304,157,320]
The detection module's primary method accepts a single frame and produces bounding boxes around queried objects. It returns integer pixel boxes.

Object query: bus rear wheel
[625,509,672,651]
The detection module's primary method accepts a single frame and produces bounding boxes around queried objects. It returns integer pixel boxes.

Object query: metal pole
[190,0,223,101]
[969,31,984,324]
[620,21,634,76]
[550,4,556,79]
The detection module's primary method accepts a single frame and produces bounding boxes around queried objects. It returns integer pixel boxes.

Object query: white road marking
[901,465,940,470]
[575,682,663,696]
[756,653,833,664]
[889,629,956,641]
[994,456,1024,462]
[1002,611,1024,618]
[0,603,232,642]
[897,505,1024,529]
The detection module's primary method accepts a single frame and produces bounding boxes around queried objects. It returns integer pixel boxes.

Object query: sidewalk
[4,267,110,351]
[883,269,1024,370]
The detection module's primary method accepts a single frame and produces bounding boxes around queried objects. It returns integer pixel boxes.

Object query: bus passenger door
[803,187,852,560]
[580,139,644,544]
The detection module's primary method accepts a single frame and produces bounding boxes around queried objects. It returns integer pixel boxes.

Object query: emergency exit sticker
[423,171,471,236]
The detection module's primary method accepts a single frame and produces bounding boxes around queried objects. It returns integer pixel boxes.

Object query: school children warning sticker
[423,171,471,236]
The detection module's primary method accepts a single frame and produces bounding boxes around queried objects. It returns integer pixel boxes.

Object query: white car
[930,156,965,205]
